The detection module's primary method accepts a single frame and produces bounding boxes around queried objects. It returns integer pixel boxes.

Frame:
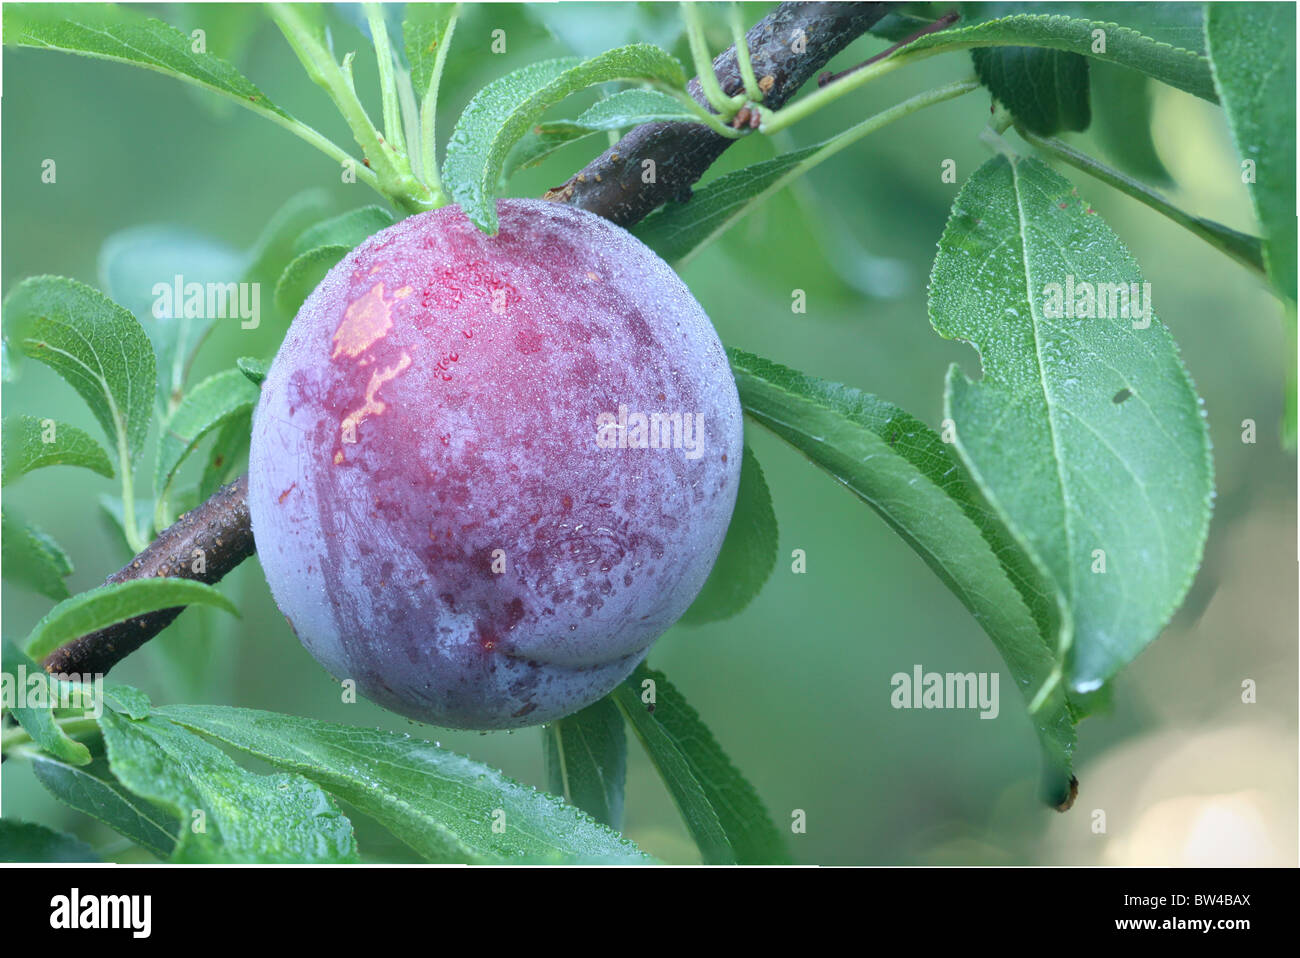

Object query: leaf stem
[364,3,406,156]
[1,716,102,756]
[729,3,762,102]
[270,3,434,214]
[419,8,460,203]
[672,78,980,267]
[683,2,744,116]
[655,82,746,139]
[760,45,946,134]
[117,433,147,554]
[1016,126,1266,276]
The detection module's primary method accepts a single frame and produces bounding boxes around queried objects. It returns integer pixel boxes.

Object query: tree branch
[41,0,893,677]
[42,476,253,675]
[543,2,892,222]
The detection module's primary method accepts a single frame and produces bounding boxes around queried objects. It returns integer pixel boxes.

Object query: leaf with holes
[929,154,1213,692]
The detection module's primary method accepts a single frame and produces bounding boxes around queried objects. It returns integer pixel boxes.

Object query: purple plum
[248,199,742,729]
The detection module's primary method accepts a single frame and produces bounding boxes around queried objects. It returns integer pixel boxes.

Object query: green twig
[419,9,460,203]
[729,3,762,102]
[656,82,746,139]
[1017,126,1266,277]
[684,2,744,116]
[1,716,101,756]
[364,3,406,155]
[270,3,433,213]
[676,78,981,267]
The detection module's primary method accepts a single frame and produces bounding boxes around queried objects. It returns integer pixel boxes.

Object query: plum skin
[248,199,742,730]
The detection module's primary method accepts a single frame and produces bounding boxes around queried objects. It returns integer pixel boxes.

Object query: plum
[248,199,742,729]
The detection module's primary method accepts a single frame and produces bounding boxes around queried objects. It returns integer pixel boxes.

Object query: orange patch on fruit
[340,351,412,442]
[332,283,393,360]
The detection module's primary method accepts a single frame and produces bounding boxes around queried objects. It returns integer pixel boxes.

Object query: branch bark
[41,0,892,677]
[43,475,253,675]
[543,2,892,223]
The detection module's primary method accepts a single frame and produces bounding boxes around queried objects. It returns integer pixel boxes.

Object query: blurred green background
[2,2,1295,865]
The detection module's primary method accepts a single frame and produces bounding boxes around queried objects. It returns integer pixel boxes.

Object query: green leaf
[97,494,151,555]
[1,641,92,766]
[403,1,457,98]
[905,11,1217,102]
[1089,62,1171,184]
[613,665,788,864]
[1,510,74,601]
[98,225,248,411]
[198,410,252,499]
[100,711,356,863]
[444,44,687,233]
[291,206,396,256]
[503,125,599,179]
[728,349,1076,805]
[681,444,777,624]
[3,3,294,119]
[154,369,260,509]
[568,88,700,129]
[2,415,114,485]
[3,276,156,467]
[0,819,97,863]
[542,697,627,829]
[929,154,1213,693]
[243,189,336,287]
[973,46,1090,134]
[236,356,269,386]
[633,145,817,265]
[275,245,350,315]
[273,205,395,314]
[158,705,650,864]
[32,749,178,860]
[1206,2,1297,301]
[24,578,238,660]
